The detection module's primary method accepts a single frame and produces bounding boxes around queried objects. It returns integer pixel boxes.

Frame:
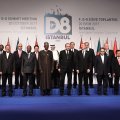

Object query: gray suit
[21,52,36,95]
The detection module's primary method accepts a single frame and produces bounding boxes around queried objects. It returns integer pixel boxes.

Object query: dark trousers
[72,68,77,87]
[88,68,93,86]
[78,71,89,93]
[97,74,108,94]
[114,76,120,93]
[0,75,1,88]
[23,73,33,93]
[15,69,23,88]
[108,76,113,87]
[33,73,40,88]
[60,69,72,93]
[52,61,60,88]
[2,73,13,93]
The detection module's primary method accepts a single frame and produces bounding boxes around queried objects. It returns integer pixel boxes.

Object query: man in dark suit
[95,47,110,95]
[13,43,26,89]
[85,42,95,88]
[70,42,78,88]
[104,43,115,88]
[21,45,36,96]
[0,44,4,89]
[76,43,92,95]
[38,42,54,96]
[59,43,74,96]
[112,50,120,95]
[33,45,40,89]
[0,45,15,96]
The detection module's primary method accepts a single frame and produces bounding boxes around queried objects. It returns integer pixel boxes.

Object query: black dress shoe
[103,93,108,96]
[85,92,90,95]
[2,92,6,97]
[73,85,76,88]
[78,92,82,95]
[22,93,27,97]
[8,92,12,97]
[90,85,94,88]
[67,92,71,96]
[60,92,64,96]
[98,92,102,95]
[109,85,114,88]
[14,86,18,89]
[29,93,33,96]
[114,91,119,95]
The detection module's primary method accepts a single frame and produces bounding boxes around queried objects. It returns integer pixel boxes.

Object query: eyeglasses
[18,46,22,47]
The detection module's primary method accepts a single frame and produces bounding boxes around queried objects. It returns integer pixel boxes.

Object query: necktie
[36,52,38,60]
[66,50,69,59]
[28,53,30,59]
[18,50,22,58]
[6,53,9,59]
[83,50,85,58]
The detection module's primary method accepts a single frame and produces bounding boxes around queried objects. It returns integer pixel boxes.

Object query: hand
[12,72,15,75]
[21,72,24,76]
[76,70,79,74]
[94,73,97,76]
[113,73,115,76]
[51,70,53,73]
[0,72,2,75]
[87,69,90,73]
[40,71,43,74]
[58,69,60,72]
[108,73,111,78]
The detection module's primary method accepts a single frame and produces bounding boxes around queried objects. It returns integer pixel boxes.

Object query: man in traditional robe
[38,42,54,96]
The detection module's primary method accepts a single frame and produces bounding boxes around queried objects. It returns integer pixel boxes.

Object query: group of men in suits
[0,41,120,97]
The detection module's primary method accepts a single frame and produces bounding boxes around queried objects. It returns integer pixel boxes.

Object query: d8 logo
[44,14,72,34]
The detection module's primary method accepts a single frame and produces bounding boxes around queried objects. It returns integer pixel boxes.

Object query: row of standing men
[0,41,119,96]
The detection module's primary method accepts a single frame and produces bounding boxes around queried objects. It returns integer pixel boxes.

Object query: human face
[100,48,105,55]
[70,42,75,49]
[104,44,109,50]
[85,42,89,49]
[116,51,120,57]
[5,45,10,53]
[18,43,22,50]
[27,45,31,53]
[34,46,39,52]
[65,43,70,50]
[81,43,85,50]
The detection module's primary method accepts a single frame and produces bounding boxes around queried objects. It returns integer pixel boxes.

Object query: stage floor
[0,86,120,120]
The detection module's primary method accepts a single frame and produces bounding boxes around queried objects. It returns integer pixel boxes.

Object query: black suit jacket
[95,55,110,75]
[70,49,78,68]
[59,50,74,71]
[87,48,95,67]
[112,57,120,76]
[76,50,92,72]
[0,51,15,74]
[21,52,36,73]
[13,50,26,70]
[105,50,115,72]
[33,52,40,72]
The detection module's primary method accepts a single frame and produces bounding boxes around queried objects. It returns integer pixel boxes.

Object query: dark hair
[34,45,39,49]
[100,47,105,50]
[116,50,120,53]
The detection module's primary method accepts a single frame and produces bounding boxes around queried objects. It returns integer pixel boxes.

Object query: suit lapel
[98,55,103,64]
